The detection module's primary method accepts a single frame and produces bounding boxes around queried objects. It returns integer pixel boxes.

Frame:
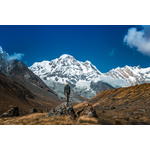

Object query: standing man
[64,82,71,103]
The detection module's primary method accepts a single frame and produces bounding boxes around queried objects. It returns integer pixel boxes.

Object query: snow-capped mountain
[29,54,150,101]
[105,65,150,85]
[29,54,115,101]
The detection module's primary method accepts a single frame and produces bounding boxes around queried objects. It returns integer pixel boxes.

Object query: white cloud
[6,52,24,61]
[124,26,150,56]
[0,46,24,61]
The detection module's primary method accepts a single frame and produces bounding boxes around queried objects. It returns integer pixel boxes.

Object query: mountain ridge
[105,65,150,85]
[0,48,62,109]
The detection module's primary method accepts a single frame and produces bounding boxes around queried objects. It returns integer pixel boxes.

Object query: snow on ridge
[0,46,3,54]
[59,54,73,59]
[0,47,9,56]
[29,54,102,76]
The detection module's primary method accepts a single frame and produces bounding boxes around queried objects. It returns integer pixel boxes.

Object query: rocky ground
[0,102,98,125]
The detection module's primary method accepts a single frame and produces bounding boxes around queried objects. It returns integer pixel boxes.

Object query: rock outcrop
[46,102,76,119]
[2,107,19,117]
[30,108,38,114]
[76,104,97,118]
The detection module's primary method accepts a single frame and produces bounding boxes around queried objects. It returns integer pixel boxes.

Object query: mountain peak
[85,60,91,64]
[59,54,74,59]
[137,65,141,69]
[125,65,130,68]
[0,46,3,54]
[0,47,9,57]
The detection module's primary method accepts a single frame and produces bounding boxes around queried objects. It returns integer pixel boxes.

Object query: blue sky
[0,25,150,73]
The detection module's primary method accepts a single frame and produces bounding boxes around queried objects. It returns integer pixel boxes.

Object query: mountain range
[105,65,150,85]
[1,47,150,104]
[29,54,150,102]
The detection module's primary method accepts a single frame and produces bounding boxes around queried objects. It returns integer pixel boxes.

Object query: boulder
[135,112,141,115]
[46,102,76,119]
[125,101,128,105]
[102,110,105,113]
[2,107,19,117]
[136,100,141,103]
[30,108,38,114]
[76,108,84,116]
[46,108,55,117]
[79,104,97,118]
[129,112,134,115]
[140,109,146,112]
[111,105,115,109]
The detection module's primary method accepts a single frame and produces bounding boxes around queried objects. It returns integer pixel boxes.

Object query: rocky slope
[0,70,63,115]
[0,48,61,103]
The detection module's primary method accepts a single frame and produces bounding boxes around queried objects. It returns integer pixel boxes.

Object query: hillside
[2,83,150,125]
[0,49,60,102]
[0,72,62,115]
[74,83,150,125]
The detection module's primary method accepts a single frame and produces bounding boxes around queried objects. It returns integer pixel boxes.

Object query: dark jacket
[64,85,70,94]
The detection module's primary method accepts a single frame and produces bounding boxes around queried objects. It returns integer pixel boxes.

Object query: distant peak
[125,65,130,68]
[85,60,91,64]
[0,46,9,57]
[137,65,141,69]
[0,46,4,54]
[124,65,132,69]
[132,65,141,69]
[116,67,120,70]
[59,54,74,59]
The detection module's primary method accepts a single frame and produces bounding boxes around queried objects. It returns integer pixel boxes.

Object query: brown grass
[0,113,101,125]
[73,83,150,125]
[76,116,99,125]
[0,113,76,125]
